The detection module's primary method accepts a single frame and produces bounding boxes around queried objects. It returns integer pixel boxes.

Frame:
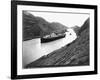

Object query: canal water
[23,29,77,67]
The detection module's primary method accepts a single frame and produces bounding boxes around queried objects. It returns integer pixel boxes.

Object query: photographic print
[11,1,97,79]
[22,10,90,68]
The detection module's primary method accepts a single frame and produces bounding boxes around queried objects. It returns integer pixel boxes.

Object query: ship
[41,32,66,43]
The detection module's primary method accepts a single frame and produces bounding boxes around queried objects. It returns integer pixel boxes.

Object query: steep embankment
[26,18,90,68]
[23,11,68,41]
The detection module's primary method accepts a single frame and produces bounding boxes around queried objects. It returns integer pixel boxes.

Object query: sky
[29,11,89,27]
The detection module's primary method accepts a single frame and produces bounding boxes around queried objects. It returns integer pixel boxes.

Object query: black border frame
[11,1,98,79]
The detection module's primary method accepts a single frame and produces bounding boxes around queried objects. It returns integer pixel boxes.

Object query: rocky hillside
[25,18,90,68]
[23,11,68,41]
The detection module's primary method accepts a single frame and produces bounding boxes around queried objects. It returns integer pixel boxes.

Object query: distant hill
[50,22,68,34]
[23,11,68,41]
[25,18,90,68]
[71,26,80,36]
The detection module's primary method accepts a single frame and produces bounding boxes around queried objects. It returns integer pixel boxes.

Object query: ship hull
[41,34,66,43]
